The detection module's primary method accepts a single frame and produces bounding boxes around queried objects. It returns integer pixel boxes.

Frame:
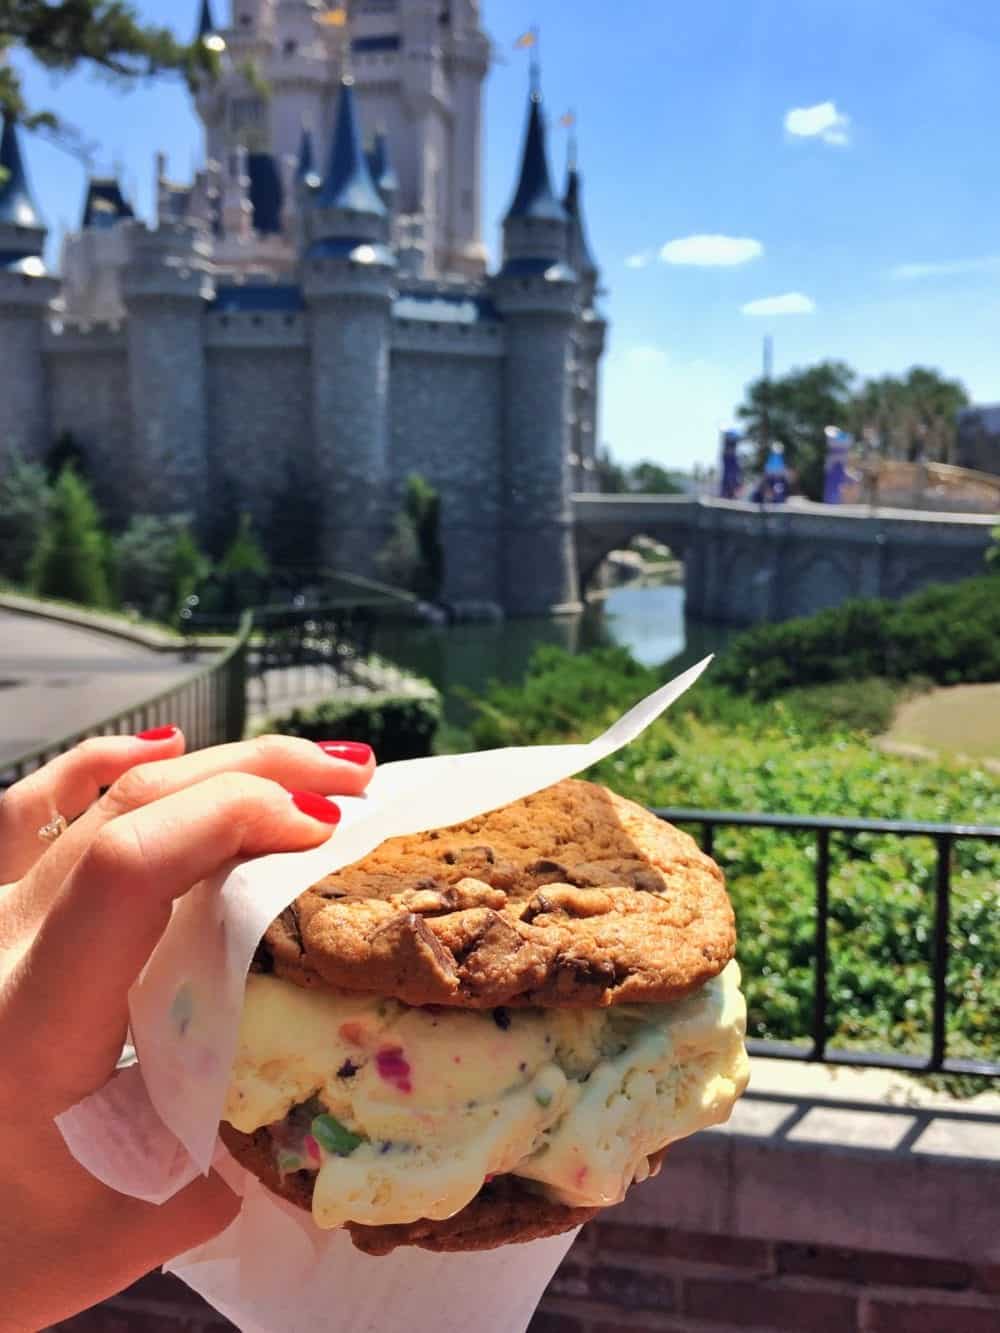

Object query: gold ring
[37,813,69,844]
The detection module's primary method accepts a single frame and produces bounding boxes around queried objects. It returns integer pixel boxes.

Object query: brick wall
[50,1221,1000,1333]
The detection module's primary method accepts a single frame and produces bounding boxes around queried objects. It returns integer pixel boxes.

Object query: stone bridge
[571,495,997,625]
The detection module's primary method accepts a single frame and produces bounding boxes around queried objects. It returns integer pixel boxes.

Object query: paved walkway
[0,609,195,767]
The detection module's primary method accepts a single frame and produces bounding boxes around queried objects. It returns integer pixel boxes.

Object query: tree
[628,461,684,495]
[595,445,628,494]
[404,474,444,602]
[737,360,856,500]
[218,511,269,609]
[375,475,444,602]
[0,2,217,138]
[30,465,110,606]
[375,507,422,594]
[170,523,211,618]
[848,367,969,463]
[0,452,49,584]
[114,513,210,621]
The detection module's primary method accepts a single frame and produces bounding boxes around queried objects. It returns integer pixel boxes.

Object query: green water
[373,582,735,729]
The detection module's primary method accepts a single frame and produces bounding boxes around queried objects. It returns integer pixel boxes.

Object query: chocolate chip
[337,1059,359,1079]
[493,1007,511,1031]
[528,858,568,877]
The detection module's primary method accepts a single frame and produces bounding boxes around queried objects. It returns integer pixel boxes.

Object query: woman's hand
[0,729,375,1331]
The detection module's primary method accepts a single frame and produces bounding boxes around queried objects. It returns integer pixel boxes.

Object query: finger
[16,734,374,919]
[0,727,186,882]
[14,772,342,1098]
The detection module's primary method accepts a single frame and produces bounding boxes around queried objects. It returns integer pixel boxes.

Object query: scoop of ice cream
[223,962,748,1229]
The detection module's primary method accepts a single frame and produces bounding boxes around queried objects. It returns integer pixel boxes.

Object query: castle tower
[367,129,399,214]
[0,113,58,468]
[564,149,605,493]
[492,85,580,613]
[268,0,337,169]
[121,220,213,529]
[301,77,395,574]
[351,0,490,277]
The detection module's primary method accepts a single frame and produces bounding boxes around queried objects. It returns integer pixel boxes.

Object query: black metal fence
[0,612,251,788]
[656,807,1000,1081]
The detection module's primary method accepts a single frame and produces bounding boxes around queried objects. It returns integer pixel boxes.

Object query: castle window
[239,13,252,26]
[230,97,266,140]
[283,38,297,55]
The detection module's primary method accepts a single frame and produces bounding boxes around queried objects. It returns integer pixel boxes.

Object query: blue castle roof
[505,93,566,224]
[316,79,386,218]
[0,113,44,234]
[82,177,135,229]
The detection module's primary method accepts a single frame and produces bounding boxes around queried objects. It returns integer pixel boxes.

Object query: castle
[0,0,606,615]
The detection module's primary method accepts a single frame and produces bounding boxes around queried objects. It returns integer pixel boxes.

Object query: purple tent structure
[823,427,853,504]
[719,429,743,499]
[763,443,788,503]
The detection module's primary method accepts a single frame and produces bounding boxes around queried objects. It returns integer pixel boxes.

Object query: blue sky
[12,1,1000,468]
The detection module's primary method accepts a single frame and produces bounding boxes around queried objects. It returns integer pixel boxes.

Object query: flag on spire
[558,111,575,128]
[514,29,537,49]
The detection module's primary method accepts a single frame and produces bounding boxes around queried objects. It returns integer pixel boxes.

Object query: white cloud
[624,251,653,269]
[889,255,1000,280]
[659,234,763,267]
[784,100,851,146]
[741,292,816,316]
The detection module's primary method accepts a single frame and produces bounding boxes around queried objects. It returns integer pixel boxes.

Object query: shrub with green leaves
[264,690,441,763]
[462,641,1000,1092]
[714,576,1000,698]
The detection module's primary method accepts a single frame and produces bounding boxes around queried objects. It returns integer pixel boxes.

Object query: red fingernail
[290,791,342,825]
[315,741,373,766]
[136,724,179,741]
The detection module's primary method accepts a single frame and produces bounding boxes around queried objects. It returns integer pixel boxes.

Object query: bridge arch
[571,495,696,598]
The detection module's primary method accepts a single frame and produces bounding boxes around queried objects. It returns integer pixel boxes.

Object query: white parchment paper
[57,657,710,1332]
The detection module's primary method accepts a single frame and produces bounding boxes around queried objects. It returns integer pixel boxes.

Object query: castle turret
[121,221,212,529]
[563,148,605,493]
[492,87,580,613]
[222,144,254,243]
[301,77,395,574]
[0,113,58,467]
[269,1,334,167]
[563,151,598,308]
[195,0,217,43]
[367,129,399,214]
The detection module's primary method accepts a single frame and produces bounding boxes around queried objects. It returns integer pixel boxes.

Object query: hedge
[264,690,441,762]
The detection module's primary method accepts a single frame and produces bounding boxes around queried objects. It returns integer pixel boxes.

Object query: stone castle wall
[388,344,504,605]
[44,331,132,527]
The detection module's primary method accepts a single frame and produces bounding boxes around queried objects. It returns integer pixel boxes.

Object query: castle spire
[367,129,399,208]
[196,0,216,42]
[296,124,316,184]
[316,77,386,219]
[563,156,597,288]
[504,86,566,225]
[0,112,44,232]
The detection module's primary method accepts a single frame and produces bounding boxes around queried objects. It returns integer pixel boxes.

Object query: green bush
[715,576,1000,698]
[264,691,441,762]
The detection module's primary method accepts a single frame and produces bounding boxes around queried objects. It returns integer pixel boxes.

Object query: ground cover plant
[463,643,1000,1093]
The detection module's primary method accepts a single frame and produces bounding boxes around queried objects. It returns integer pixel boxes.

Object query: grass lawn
[887,683,1000,760]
